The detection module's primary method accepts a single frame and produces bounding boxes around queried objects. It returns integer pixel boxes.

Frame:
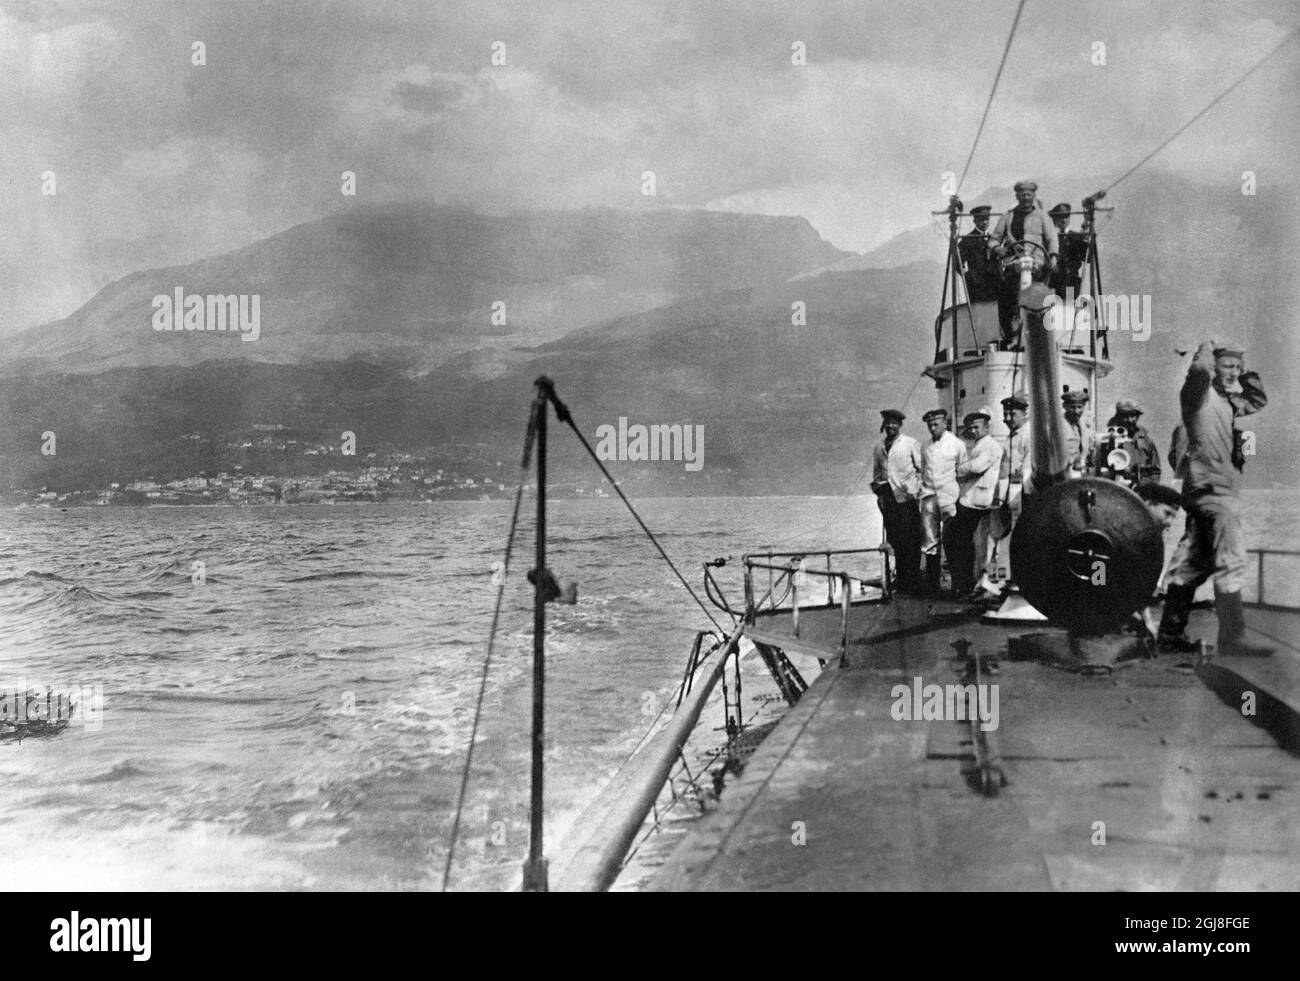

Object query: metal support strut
[522,378,550,892]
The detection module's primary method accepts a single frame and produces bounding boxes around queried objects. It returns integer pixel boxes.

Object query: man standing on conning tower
[989,180,1059,340]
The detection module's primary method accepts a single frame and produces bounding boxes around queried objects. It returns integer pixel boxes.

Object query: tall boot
[1156,583,1198,653]
[924,553,941,596]
[1215,590,1273,657]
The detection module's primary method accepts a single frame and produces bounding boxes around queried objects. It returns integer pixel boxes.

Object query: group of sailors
[871,338,1272,657]
[957,179,1091,337]
[872,387,1154,600]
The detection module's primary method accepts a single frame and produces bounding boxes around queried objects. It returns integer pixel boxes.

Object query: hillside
[2,179,1296,497]
[0,205,849,377]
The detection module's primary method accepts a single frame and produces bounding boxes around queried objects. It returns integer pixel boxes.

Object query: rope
[440,401,536,892]
[788,368,929,544]
[1104,27,1299,193]
[956,0,1029,195]
[544,389,726,633]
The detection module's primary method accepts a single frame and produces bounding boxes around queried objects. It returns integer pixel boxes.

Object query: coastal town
[0,422,679,507]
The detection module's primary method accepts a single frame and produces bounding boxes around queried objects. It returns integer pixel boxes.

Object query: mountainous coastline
[1,206,847,376]
[3,175,1296,500]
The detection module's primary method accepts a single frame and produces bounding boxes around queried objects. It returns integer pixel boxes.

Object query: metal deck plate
[654,597,1300,891]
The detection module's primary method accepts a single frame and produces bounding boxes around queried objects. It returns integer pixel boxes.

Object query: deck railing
[741,548,892,658]
[1243,548,1300,612]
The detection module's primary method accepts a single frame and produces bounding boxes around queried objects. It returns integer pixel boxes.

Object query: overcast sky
[2,0,1296,334]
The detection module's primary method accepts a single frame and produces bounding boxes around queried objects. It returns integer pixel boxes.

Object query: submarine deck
[649,595,1300,891]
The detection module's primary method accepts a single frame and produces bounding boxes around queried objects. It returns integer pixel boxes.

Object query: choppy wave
[0,493,1291,890]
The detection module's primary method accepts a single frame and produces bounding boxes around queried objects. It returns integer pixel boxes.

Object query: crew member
[1105,398,1161,484]
[959,415,994,595]
[1061,389,1094,476]
[919,408,967,595]
[985,392,1031,589]
[1048,202,1089,300]
[1157,340,1271,657]
[959,205,999,303]
[990,180,1060,340]
[945,407,1002,600]
[1138,481,1182,533]
[1168,422,1188,474]
[871,409,924,593]
[1132,482,1184,640]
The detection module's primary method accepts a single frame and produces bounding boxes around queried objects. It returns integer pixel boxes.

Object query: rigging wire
[956,0,1030,196]
[440,20,1300,880]
[545,393,727,634]
[1103,27,1299,193]
[440,403,535,892]
[441,19,1300,894]
[786,367,929,544]
[446,384,784,889]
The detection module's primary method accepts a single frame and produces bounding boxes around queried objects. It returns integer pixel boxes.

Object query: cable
[541,385,726,633]
[787,368,929,543]
[956,0,1030,195]
[1104,27,1299,193]
[440,404,535,892]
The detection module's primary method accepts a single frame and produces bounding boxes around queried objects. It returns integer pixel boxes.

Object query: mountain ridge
[2,178,1296,495]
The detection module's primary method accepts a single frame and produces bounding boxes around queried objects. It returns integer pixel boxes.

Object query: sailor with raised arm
[1157,340,1271,657]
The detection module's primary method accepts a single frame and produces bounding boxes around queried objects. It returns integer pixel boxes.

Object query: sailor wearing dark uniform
[958,205,999,303]
[1048,202,1089,301]
[919,408,967,595]
[1105,398,1161,485]
[1158,340,1271,656]
[945,406,1002,600]
[998,392,1032,518]
[1061,389,1095,477]
[990,180,1060,340]
[871,409,924,593]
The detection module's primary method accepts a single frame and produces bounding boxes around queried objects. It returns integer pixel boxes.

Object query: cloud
[0,0,1295,334]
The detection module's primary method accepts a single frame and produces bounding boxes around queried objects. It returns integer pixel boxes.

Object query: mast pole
[934,225,953,366]
[523,378,549,892]
[948,199,961,423]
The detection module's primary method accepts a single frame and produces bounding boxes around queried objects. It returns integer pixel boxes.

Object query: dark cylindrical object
[1021,282,1071,483]
[525,395,548,892]
[1011,477,1164,634]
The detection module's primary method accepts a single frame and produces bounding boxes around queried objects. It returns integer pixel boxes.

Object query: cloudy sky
[2,0,1296,334]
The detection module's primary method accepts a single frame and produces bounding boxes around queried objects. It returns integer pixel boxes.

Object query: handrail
[744,549,891,610]
[1245,548,1300,612]
[747,547,886,561]
[742,547,891,664]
